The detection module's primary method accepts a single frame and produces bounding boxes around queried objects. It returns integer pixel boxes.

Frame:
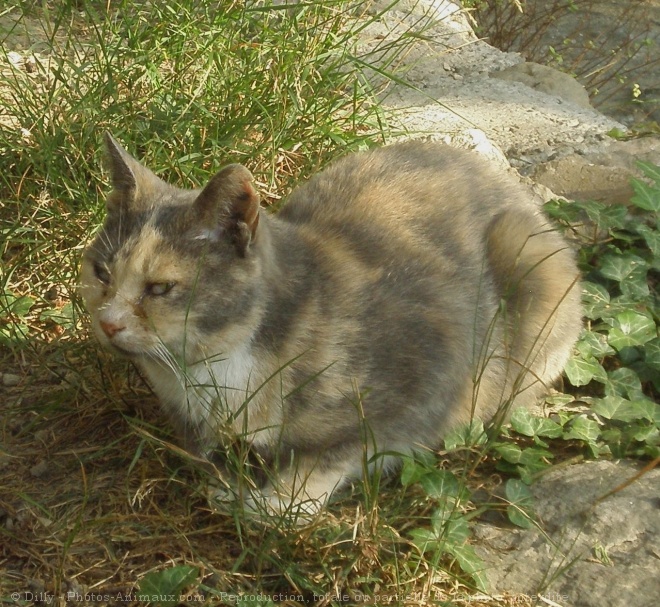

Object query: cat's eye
[146,282,175,297]
[94,262,111,285]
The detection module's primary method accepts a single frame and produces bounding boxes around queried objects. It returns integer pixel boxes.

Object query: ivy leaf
[591,395,655,423]
[608,310,657,350]
[518,448,554,483]
[420,470,460,500]
[510,408,563,438]
[630,399,660,424]
[0,322,30,344]
[644,337,660,370]
[581,200,627,229]
[493,442,522,464]
[543,198,582,223]
[545,393,575,407]
[632,425,659,444]
[564,356,608,386]
[400,450,434,486]
[604,367,645,399]
[518,447,554,466]
[635,223,660,257]
[409,527,437,549]
[581,282,611,320]
[400,456,425,487]
[599,253,647,283]
[577,200,606,223]
[138,566,199,606]
[443,420,487,450]
[448,543,489,592]
[505,479,535,529]
[636,159,660,186]
[575,330,616,359]
[39,302,75,328]
[412,510,470,550]
[619,265,650,300]
[563,416,601,443]
[630,175,660,212]
[1,292,35,317]
[441,515,470,544]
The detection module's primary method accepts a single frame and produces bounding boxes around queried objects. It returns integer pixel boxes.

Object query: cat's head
[80,133,264,365]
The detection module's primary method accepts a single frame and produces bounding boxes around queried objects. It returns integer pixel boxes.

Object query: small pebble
[2,373,21,387]
[30,460,50,478]
[7,51,24,67]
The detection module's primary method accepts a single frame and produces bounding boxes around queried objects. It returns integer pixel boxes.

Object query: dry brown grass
[1,346,525,604]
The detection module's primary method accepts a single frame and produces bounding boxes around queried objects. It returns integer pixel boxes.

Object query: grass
[1,1,658,605]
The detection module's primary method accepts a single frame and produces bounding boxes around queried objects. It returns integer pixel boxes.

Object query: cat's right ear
[103,132,162,212]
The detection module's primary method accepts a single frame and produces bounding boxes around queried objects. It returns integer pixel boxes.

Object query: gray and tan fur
[81,135,582,515]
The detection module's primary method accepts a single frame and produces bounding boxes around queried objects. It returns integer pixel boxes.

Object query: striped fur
[81,135,582,516]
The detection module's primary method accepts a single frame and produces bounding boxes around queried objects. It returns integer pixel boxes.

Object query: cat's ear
[103,132,163,212]
[192,164,260,255]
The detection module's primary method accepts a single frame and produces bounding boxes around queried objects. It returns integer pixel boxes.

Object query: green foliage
[443,420,488,451]
[504,479,535,529]
[137,565,199,606]
[1,0,380,193]
[401,452,488,592]
[541,164,659,460]
[1,2,657,601]
[427,167,658,576]
[0,289,34,344]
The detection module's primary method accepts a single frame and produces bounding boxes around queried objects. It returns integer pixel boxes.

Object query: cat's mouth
[105,336,183,364]
[100,336,149,359]
[107,342,141,357]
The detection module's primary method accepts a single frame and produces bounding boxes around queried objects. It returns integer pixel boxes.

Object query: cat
[81,133,582,517]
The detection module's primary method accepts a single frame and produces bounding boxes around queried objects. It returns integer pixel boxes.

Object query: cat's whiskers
[94,227,116,258]
[150,341,183,378]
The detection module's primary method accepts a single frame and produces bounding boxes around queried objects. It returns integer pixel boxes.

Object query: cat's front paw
[205,479,319,524]
[242,487,324,525]
[207,483,239,505]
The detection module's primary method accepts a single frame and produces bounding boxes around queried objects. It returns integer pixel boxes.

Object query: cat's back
[278,141,527,234]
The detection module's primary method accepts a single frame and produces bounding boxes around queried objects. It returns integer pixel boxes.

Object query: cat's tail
[485,208,582,406]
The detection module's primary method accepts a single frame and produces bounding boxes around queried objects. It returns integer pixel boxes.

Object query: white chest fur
[138,341,275,446]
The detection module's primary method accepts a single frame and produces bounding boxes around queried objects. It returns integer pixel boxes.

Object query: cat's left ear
[192,164,260,256]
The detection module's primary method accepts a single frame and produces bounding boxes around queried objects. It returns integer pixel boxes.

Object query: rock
[360,1,624,164]
[30,460,50,478]
[440,128,511,171]
[357,9,660,607]
[490,62,592,109]
[360,0,660,212]
[532,156,635,205]
[2,372,21,387]
[531,137,660,204]
[6,50,24,68]
[473,460,660,607]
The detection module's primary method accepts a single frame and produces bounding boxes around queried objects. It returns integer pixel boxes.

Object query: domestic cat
[81,134,582,517]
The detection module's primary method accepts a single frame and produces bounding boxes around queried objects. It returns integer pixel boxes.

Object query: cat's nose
[100,320,125,338]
